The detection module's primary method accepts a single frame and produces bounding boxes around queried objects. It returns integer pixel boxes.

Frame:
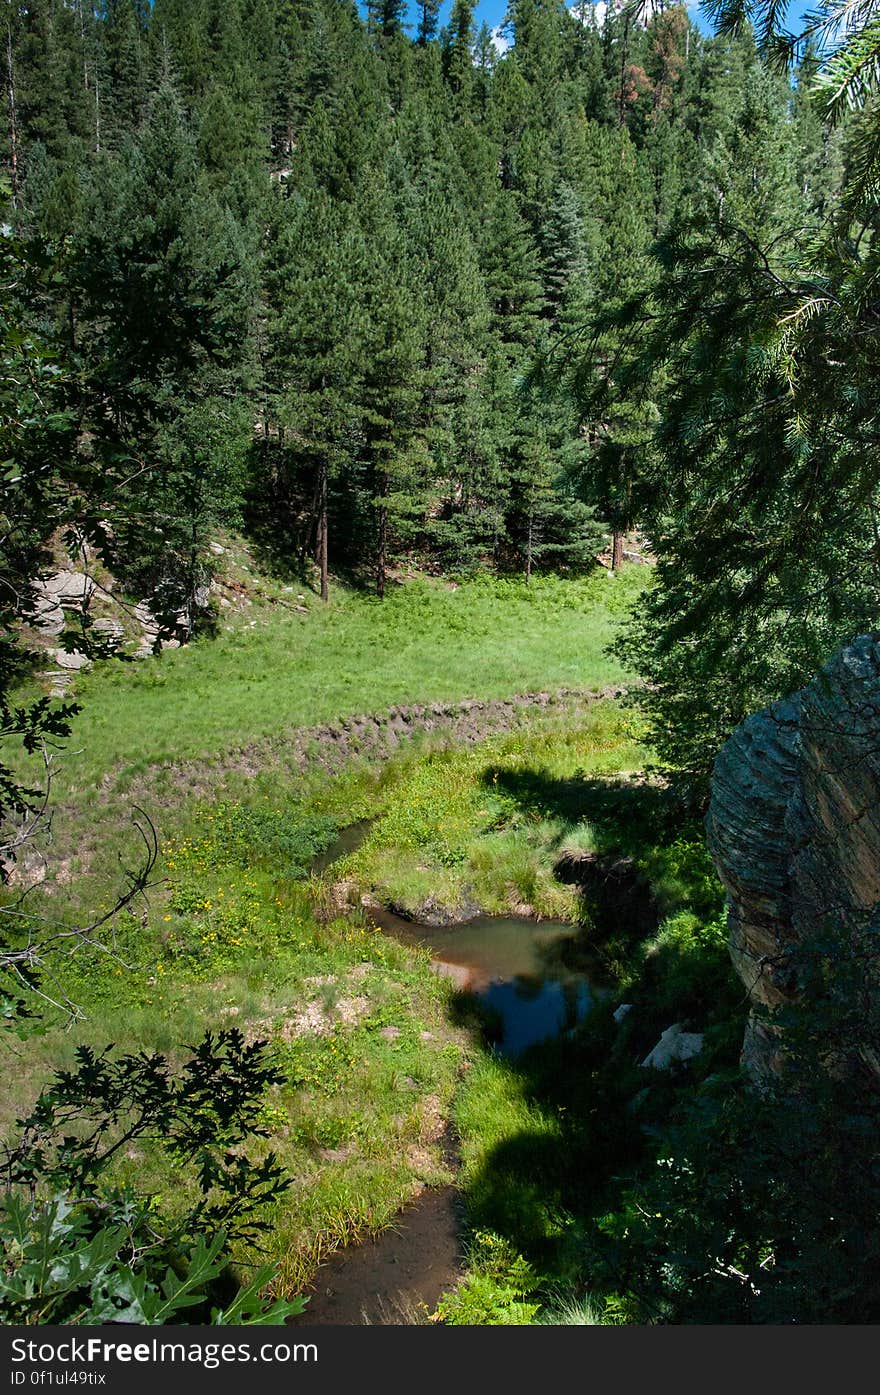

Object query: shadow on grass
[240,494,377,598]
[481,767,680,944]
[451,1004,745,1315]
[482,766,683,855]
[439,771,741,1310]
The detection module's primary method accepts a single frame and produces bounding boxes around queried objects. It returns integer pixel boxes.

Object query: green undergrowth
[441,947,744,1323]
[321,702,648,922]
[2,807,470,1298]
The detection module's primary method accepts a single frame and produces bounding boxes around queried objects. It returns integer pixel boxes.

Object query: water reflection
[370,908,607,1059]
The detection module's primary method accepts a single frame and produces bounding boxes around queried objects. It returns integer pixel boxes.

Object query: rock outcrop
[706,634,880,1082]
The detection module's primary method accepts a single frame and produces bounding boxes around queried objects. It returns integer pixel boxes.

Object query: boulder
[640,1022,704,1070]
[49,648,90,671]
[410,894,481,927]
[706,634,880,1082]
[30,597,65,635]
[92,616,125,642]
[30,570,95,634]
[39,570,94,607]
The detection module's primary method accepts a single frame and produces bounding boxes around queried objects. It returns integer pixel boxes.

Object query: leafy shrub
[640,911,736,1024]
[435,1230,541,1326]
[0,1029,303,1325]
[207,804,338,879]
[0,1195,303,1325]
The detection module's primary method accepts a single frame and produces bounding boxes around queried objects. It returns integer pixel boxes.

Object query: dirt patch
[253,965,373,1043]
[279,992,369,1041]
[292,1185,463,1325]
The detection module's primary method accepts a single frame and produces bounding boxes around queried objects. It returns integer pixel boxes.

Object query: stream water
[368,905,606,1058]
[294,821,608,1323]
[316,818,608,1058]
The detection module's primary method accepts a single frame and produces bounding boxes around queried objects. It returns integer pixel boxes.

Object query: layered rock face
[706,635,880,1081]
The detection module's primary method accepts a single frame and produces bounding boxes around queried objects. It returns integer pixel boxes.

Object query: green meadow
[5,561,739,1321]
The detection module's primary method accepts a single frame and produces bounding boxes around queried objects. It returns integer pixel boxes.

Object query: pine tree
[5,0,95,162]
[572,124,653,570]
[539,182,587,325]
[443,0,475,94]
[61,77,257,611]
[355,174,428,597]
[103,0,150,143]
[264,188,367,600]
[481,187,545,351]
[417,0,441,47]
[697,47,801,239]
[400,177,494,564]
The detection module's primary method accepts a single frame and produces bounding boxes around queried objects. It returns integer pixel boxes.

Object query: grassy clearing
[6,558,739,1323]
[14,564,646,919]
[5,694,680,1314]
[56,567,645,797]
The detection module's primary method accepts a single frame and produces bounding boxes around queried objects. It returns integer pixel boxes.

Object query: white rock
[50,648,91,671]
[613,1003,633,1024]
[41,670,74,697]
[92,617,124,641]
[640,1023,704,1070]
[31,597,65,635]
[133,601,158,631]
[40,570,95,606]
[209,542,225,556]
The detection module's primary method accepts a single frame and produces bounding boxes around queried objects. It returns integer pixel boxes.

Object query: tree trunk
[611,528,624,572]
[300,465,320,576]
[5,23,18,204]
[376,473,387,601]
[317,458,329,603]
[525,507,533,585]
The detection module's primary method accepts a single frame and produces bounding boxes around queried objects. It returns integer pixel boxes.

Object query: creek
[368,905,607,1058]
[294,821,610,1324]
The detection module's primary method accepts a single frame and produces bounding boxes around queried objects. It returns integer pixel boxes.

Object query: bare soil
[292,1184,463,1325]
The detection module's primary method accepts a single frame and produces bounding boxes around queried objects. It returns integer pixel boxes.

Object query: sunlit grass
[57,567,646,797]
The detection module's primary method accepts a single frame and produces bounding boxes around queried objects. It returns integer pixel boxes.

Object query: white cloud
[568,0,669,28]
